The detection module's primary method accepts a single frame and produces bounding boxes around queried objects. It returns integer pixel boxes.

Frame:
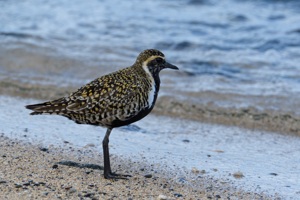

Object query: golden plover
[26,49,178,179]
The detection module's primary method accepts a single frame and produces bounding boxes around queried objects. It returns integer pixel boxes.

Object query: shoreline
[1,78,300,137]
[0,135,276,199]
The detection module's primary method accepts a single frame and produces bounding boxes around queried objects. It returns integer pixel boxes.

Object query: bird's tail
[25,98,67,115]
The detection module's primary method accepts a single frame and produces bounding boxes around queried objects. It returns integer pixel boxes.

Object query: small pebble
[174,193,183,197]
[64,186,72,190]
[191,167,200,174]
[233,171,244,179]
[84,193,95,197]
[52,164,58,169]
[23,182,31,186]
[15,183,22,188]
[144,174,152,178]
[34,182,40,186]
[39,147,48,152]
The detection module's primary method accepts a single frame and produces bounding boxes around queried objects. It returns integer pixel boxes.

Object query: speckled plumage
[26,49,178,179]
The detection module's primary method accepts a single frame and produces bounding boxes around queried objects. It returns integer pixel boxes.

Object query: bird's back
[26,66,156,128]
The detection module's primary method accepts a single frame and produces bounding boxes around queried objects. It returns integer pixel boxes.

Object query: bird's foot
[104,172,132,180]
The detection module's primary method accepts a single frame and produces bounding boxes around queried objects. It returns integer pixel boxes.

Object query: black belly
[110,106,153,128]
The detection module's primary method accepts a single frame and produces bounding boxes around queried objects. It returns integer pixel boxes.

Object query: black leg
[102,128,131,179]
[103,128,112,177]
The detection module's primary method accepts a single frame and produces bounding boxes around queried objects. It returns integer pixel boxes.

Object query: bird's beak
[164,62,179,70]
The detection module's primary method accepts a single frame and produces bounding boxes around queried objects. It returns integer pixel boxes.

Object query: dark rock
[39,147,49,152]
[23,182,31,186]
[52,164,58,169]
[34,182,40,186]
[144,174,152,178]
[174,193,183,197]
[84,193,95,198]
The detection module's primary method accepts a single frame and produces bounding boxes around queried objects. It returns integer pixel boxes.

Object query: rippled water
[1,0,300,108]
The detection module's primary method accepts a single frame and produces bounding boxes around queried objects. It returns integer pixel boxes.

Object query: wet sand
[1,77,300,136]
[0,136,275,200]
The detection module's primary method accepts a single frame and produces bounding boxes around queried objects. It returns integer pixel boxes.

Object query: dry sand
[0,135,275,200]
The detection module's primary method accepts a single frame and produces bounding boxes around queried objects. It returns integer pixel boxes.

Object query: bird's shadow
[56,160,104,170]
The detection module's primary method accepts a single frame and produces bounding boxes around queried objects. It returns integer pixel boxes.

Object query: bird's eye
[155,57,164,63]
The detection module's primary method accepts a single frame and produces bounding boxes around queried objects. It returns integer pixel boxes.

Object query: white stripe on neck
[142,62,156,107]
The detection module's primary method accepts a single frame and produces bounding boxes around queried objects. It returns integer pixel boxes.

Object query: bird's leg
[102,128,131,179]
[102,128,112,177]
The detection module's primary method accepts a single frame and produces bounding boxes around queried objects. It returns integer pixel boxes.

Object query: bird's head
[135,49,178,76]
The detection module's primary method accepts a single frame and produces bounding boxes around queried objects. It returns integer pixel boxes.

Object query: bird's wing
[66,69,147,116]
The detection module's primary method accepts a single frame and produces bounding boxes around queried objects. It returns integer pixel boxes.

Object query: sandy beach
[0,134,277,200]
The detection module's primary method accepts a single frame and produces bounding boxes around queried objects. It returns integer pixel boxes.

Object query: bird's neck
[139,63,161,108]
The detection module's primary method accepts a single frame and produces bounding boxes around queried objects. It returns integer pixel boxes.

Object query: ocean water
[1,0,300,109]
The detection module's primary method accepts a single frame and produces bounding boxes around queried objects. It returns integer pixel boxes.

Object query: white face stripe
[142,62,155,107]
[141,55,165,107]
[142,60,158,107]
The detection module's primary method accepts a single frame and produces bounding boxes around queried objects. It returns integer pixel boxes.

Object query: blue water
[1,0,300,105]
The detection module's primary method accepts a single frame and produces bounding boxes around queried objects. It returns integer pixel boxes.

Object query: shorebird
[25,49,178,179]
